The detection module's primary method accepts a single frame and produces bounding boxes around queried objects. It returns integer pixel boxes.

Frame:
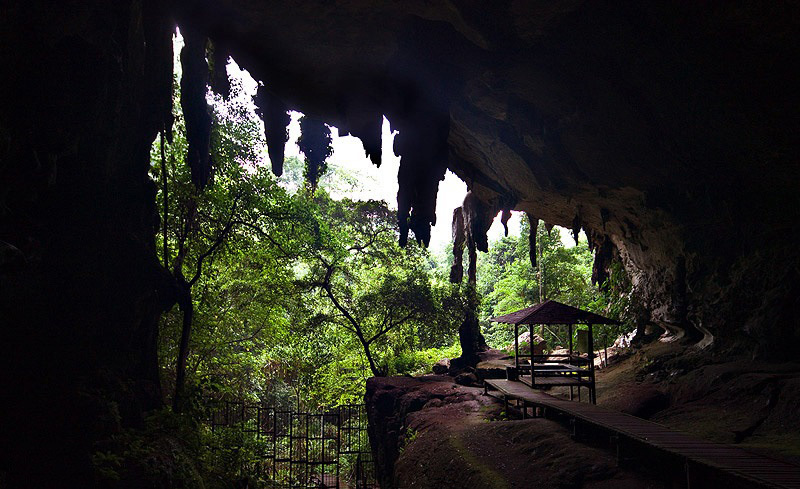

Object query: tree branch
[189,195,240,287]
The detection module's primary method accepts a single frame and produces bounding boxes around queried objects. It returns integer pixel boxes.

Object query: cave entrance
[153,37,466,422]
[150,24,628,488]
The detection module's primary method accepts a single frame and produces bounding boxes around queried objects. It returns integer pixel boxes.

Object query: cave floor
[580,340,800,464]
[374,341,800,488]
[394,392,667,488]
[374,376,670,488]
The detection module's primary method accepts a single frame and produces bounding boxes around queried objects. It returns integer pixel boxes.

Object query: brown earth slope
[367,376,671,489]
[367,341,800,488]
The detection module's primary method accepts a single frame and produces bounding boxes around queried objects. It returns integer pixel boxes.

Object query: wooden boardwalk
[485,379,800,489]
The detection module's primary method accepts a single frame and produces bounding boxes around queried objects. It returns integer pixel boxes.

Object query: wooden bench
[515,357,595,402]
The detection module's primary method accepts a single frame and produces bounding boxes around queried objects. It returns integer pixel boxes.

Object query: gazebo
[491,300,619,404]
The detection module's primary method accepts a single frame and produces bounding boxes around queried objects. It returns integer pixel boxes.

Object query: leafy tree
[152,73,310,410]
[476,216,612,349]
[298,195,459,378]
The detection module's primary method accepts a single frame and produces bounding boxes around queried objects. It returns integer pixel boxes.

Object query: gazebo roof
[490,299,619,325]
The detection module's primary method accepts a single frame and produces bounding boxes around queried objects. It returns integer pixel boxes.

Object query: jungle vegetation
[100,48,633,487]
[150,65,632,412]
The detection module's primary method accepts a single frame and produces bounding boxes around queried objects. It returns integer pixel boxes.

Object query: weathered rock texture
[175,1,800,353]
[365,376,673,489]
[1,1,175,485]
[2,1,800,486]
[594,340,800,461]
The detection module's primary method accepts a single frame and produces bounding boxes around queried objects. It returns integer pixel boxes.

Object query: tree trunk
[161,130,169,268]
[456,285,488,368]
[538,225,545,303]
[360,337,382,377]
[173,283,193,412]
[322,280,383,377]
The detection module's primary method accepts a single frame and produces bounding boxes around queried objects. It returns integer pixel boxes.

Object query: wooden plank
[519,376,590,387]
[483,379,800,489]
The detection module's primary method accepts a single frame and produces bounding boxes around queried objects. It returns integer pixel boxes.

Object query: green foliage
[388,341,461,376]
[145,47,633,488]
[145,42,478,489]
[288,192,462,404]
[398,427,419,454]
[92,409,206,488]
[152,77,462,411]
[474,216,632,351]
[153,75,313,406]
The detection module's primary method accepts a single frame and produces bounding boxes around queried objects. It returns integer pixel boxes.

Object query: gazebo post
[514,323,519,372]
[565,324,572,400]
[489,300,617,403]
[568,324,573,359]
[587,323,596,404]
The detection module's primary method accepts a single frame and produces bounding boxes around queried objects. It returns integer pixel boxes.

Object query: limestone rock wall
[0,0,174,484]
[177,1,800,354]
[2,1,799,486]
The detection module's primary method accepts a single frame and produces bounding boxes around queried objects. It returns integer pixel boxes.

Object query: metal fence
[202,401,379,489]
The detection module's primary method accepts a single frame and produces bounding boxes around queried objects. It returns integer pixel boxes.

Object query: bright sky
[163,27,564,256]
[225,58,561,254]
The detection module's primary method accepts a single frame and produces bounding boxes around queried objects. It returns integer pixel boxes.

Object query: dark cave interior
[1,1,799,486]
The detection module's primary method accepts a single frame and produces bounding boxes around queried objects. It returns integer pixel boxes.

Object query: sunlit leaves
[477,218,621,349]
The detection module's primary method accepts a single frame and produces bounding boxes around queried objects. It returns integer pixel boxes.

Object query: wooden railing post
[587,323,596,404]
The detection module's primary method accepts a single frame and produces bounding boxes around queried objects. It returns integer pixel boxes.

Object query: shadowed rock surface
[173,0,800,353]
[365,376,672,489]
[1,1,799,486]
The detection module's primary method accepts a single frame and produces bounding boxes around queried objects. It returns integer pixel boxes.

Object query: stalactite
[180,26,212,190]
[254,85,290,177]
[468,195,496,254]
[525,212,538,268]
[394,112,448,247]
[571,213,582,246]
[355,122,383,167]
[344,108,383,167]
[591,233,615,287]
[500,208,512,236]
[297,116,332,192]
[450,192,500,285]
[600,207,610,231]
[450,207,465,283]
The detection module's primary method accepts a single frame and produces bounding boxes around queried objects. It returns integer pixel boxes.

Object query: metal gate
[203,401,379,488]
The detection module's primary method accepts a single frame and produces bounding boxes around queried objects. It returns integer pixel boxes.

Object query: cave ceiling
[3,3,800,484]
[170,1,800,350]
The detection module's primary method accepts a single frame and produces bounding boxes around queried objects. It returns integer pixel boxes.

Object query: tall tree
[299,195,457,377]
[152,73,307,410]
